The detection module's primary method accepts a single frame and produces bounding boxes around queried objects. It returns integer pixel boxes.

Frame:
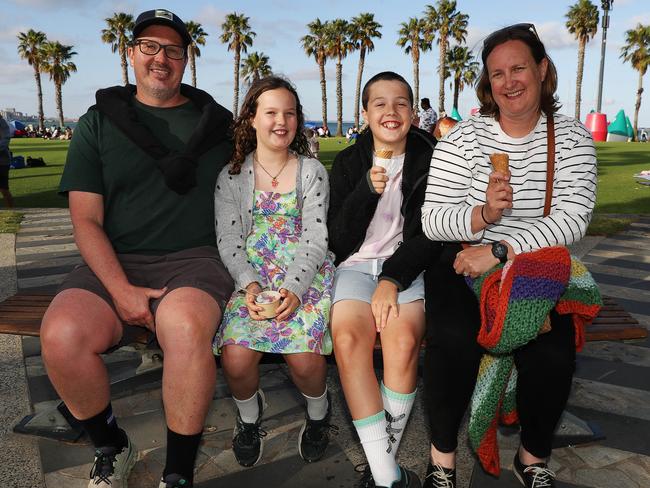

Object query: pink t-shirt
[341,153,405,268]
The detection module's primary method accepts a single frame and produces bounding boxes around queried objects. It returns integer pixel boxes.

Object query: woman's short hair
[361,71,414,110]
[476,23,560,118]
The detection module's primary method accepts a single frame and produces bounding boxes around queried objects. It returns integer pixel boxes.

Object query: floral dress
[214,190,334,355]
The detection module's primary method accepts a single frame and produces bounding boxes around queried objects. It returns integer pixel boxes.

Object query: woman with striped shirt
[420,24,596,488]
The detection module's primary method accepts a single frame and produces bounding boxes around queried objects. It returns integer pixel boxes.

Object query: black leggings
[424,244,576,459]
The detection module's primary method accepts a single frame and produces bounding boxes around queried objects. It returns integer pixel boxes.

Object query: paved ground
[1,208,649,488]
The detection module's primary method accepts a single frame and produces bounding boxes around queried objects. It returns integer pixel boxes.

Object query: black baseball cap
[132,9,191,46]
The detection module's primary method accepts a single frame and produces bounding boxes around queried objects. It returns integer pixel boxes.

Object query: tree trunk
[438,37,447,113]
[190,48,197,87]
[55,82,64,128]
[336,57,343,137]
[233,46,241,117]
[575,36,586,121]
[453,74,460,110]
[354,48,366,129]
[319,59,328,132]
[633,71,643,142]
[34,66,44,131]
[120,46,129,85]
[413,49,420,112]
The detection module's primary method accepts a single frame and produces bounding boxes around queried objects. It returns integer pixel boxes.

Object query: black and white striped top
[421,114,597,254]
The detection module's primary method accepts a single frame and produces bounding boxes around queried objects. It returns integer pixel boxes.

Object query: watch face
[492,242,508,260]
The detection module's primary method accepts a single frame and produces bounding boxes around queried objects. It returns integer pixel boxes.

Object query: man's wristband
[481,205,494,225]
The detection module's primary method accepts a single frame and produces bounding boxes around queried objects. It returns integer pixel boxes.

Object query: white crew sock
[233,389,263,424]
[381,382,416,456]
[302,386,329,421]
[353,411,399,486]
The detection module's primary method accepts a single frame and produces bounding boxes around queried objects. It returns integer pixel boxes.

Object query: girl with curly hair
[213,76,335,468]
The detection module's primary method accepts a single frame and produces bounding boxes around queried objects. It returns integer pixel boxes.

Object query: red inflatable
[585,112,607,142]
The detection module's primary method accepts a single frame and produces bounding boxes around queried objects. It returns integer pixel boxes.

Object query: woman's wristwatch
[491,242,508,263]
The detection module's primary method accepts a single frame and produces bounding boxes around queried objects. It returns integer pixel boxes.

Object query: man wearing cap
[40,9,233,488]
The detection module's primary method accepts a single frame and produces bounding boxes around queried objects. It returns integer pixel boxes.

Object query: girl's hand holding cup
[245,282,266,320]
[275,288,300,321]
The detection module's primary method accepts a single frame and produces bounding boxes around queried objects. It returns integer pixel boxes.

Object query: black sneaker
[513,453,556,487]
[158,473,191,487]
[355,464,421,488]
[298,393,338,462]
[423,462,456,487]
[232,390,267,467]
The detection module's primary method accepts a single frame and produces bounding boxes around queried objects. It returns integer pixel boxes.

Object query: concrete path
[1,208,649,487]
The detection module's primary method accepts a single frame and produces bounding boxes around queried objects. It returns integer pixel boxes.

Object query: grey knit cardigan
[214,153,330,300]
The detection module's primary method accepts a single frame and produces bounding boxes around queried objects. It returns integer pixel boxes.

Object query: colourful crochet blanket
[465,246,602,476]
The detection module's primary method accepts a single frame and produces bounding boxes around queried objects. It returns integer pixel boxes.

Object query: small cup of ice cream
[255,290,282,319]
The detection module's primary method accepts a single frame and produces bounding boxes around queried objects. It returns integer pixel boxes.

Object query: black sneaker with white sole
[423,462,456,487]
[232,390,267,467]
[298,393,338,462]
[513,453,556,487]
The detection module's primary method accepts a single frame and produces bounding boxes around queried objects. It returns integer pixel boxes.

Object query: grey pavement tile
[14,249,80,263]
[17,263,80,279]
[579,341,650,368]
[469,464,585,487]
[566,406,650,456]
[17,227,73,238]
[569,378,650,422]
[582,254,650,272]
[601,296,650,319]
[16,235,75,248]
[39,437,92,474]
[589,272,650,292]
[575,356,650,391]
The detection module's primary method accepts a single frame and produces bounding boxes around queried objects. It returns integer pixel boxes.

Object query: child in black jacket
[328,72,440,488]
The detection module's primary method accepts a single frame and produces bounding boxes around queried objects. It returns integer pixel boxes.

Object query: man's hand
[454,245,500,278]
[275,288,300,321]
[484,170,513,223]
[369,166,388,194]
[371,280,399,332]
[245,282,265,321]
[112,284,167,331]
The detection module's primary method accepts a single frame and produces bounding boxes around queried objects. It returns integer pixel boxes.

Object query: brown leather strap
[544,114,555,217]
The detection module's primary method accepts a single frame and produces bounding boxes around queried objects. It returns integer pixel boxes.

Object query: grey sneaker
[158,473,191,487]
[232,390,267,467]
[513,453,556,488]
[88,436,136,487]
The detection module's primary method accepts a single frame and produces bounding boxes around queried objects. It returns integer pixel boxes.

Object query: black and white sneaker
[513,453,556,487]
[355,464,421,488]
[88,434,136,487]
[423,462,456,487]
[298,393,338,462]
[232,390,267,467]
[355,463,375,488]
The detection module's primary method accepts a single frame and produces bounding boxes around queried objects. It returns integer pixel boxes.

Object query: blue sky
[2,0,649,126]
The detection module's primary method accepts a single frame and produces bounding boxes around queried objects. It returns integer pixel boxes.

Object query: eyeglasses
[134,39,185,60]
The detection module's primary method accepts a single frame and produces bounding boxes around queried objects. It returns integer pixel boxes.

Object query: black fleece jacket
[327,126,442,291]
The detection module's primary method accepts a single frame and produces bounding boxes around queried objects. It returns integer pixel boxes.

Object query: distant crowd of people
[20,125,74,140]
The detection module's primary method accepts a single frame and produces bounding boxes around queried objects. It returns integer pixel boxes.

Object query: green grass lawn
[9,137,650,218]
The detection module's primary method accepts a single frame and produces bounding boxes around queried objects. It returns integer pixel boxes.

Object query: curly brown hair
[476,23,560,119]
[229,76,311,175]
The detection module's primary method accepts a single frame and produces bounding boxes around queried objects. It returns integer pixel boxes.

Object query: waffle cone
[375,148,393,159]
[489,153,509,173]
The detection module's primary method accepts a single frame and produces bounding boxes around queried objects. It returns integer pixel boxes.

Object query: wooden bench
[1,291,646,344]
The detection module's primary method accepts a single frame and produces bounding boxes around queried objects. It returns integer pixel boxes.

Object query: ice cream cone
[489,153,509,173]
[374,148,393,159]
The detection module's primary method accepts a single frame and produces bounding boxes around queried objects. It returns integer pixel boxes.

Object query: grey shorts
[57,246,235,317]
[332,259,425,305]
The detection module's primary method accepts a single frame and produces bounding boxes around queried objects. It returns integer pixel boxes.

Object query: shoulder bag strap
[544,114,555,217]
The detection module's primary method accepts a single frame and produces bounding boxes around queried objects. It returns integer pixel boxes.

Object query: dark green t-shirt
[60,99,232,254]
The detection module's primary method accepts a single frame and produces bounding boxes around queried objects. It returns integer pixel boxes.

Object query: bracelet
[481,205,494,225]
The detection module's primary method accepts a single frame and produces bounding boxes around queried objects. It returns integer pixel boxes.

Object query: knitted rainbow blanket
[465,246,602,476]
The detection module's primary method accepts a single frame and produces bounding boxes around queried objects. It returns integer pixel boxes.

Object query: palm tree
[40,41,77,128]
[17,29,47,131]
[302,19,331,132]
[186,21,208,88]
[566,0,599,120]
[349,13,382,129]
[327,19,354,137]
[620,24,650,141]
[397,18,431,112]
[424,0,469,113]
[241,51,272,84]
[445,45,479,112]
[221,13,256,116]
[101,12,134,86]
